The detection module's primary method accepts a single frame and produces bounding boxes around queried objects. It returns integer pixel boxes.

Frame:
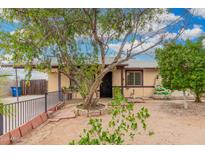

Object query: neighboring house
[0,67,48,97]
[48,58,159,99]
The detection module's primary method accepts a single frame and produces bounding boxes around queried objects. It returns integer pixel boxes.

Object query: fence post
[58,91,61,101]
[45,92,48,112]
[62,92,65,104]
[0,113,3,135]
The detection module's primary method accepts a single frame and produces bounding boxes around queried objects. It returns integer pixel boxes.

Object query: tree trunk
[183,91,188,109]
[195,94,202,103]
[84,69,110,109]
[84,81,99,108]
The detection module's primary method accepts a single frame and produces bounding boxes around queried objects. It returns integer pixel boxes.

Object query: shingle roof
[2,57,158,69]
[125,59,157,68]
[98,57,157,68]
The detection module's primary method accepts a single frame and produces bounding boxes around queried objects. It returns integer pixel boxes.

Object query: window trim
[125,70,143,87]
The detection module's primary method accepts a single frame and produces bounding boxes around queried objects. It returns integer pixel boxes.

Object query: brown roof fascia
[125,67,158,70]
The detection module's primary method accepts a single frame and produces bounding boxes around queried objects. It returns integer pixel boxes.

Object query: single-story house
[48,58,159,99]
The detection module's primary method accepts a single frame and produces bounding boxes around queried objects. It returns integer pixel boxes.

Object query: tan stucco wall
[118,68,158,87]
[47,68,159,99]
[122,68,158,98]
[112,68,122,86]
[61,74,70,88]
[47,69,70,92]
[48,72,58,92]
[123,87,154,98]
[48,69,96,99]
[143,69,158,86]
[112,68,158,97]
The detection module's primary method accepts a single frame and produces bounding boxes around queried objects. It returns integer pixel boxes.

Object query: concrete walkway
[1,95,44,104]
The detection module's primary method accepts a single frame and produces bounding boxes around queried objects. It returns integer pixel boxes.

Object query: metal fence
[0,91,64,135]
[46,91,63,111]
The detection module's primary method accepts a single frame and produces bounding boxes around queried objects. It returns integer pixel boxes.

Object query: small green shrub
[0,100,13,116]
[154,85,171,96]
[69,88,151,145]
[0,101,3,114]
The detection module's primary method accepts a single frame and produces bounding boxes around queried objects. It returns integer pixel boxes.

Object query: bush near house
[154,85,171,96]
[156,38,205,103]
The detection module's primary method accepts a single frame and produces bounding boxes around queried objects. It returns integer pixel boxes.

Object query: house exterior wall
[123,87,155,98]
[112,68,122,86]
[47,67,158,99]
[47,69,70,92]
[120,68,158,98]
[143,69,158,86]
[47,69,96,99]
[48,72,58,92]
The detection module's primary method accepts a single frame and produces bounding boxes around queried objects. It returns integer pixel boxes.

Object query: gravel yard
[16,98,205,145]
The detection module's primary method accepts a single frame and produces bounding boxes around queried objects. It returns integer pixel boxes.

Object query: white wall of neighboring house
[0,68,48,97]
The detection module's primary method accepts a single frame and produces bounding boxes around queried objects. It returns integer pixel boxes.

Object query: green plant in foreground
[0,101,3,114]
[0,73,13,115]
[69,88,151,145]
[0,100,13,116]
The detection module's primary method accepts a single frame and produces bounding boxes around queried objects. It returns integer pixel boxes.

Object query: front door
[100,72,112,98]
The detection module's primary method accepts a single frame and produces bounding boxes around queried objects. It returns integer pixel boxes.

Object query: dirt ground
[16,98,205,145]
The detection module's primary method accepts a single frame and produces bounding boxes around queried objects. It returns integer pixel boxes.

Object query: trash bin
[11,87,22,97]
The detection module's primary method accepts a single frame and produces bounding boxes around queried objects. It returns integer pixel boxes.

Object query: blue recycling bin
[11,87,22,97]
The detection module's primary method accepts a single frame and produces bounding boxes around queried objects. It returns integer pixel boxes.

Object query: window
[126,71,142,86]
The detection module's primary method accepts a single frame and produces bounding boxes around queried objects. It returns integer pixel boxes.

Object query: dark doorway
[100,72,112,98]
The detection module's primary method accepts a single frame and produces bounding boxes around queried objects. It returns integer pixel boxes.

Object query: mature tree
[0,9,190,109]
[156,38,205,104]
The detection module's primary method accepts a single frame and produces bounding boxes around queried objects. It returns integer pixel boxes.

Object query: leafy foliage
[0,73,11,114]
[0,101,13,116]
[69,88,150,145]
[0,101,3,114]
[0,9,187,107]
[156,38,205,102]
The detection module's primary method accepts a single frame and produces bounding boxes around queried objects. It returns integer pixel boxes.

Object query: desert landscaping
[15,98,205,145]
[1,8,205,147]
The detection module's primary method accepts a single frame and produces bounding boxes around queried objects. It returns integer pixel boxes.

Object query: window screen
[126,71,142,86]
